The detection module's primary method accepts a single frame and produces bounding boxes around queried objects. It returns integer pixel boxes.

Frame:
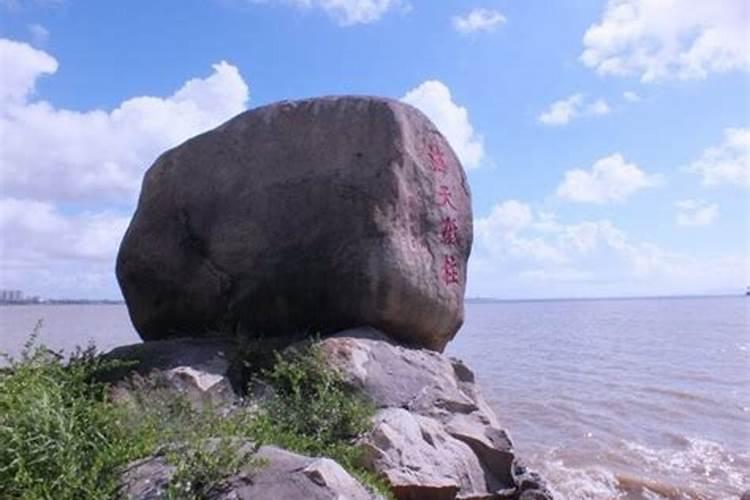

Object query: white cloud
[453,8,506,34]
[687,128,750,188]
[27,23,49,46]
[0,38,251,298]
[0,39,249,203]
[479,200,533,232]
[0,198,129,262]
[623,90,640,102]
[282,0,405,25]
[469,201,749,298]
[538,93,610,126]
[475,201,565,263]
[587,98,610,115]
[401,80,484,169]
[0,198,131,299]
[0,38,57,104]
[557,153,661,203]
[538,94,583,126]
[675,199,719,226]
[581,0,750,82]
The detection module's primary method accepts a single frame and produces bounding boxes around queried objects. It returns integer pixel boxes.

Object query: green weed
[0,329,389,499]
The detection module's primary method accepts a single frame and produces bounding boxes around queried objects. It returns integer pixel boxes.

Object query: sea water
[1,296,748,498]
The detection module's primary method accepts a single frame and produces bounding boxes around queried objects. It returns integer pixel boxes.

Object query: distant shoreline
[0,294,744,307]
[0,300,124,306]
[466,293,745,304]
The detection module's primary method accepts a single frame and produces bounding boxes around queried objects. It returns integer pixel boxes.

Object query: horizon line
[3,291,746,305]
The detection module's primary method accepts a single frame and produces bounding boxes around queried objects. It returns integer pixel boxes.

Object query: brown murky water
[2,297,749,499]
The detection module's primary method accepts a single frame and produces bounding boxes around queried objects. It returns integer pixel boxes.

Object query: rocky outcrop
[104,330,553,500]
[111,94,550,499]
[317,328,551,499]
[116,96,472,351]
[119,441,380,500]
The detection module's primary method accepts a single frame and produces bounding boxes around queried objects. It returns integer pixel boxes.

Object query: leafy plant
[256,346,373,461]
[250,345,391,498]
[0,323,143,499]
[165,438,261,500]
[0,328,388,499]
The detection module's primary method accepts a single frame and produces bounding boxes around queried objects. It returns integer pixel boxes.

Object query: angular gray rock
[361,408,488,500]
[217,446,379,500]
[117,96,472,351]
[101,338,242,410]
[317,328,553,500]
[104,329,553,499]
[119,441,381,500]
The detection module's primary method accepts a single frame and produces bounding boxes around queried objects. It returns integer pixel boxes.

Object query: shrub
[254,346,373,465]
[0,330,385,499]
[0,327,143,499]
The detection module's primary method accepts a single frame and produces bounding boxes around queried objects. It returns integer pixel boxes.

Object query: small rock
[119,455,175,500]
[361,408,487,500]
[102,338,241,411]
[217,445,379,500]
[119,441,381,500]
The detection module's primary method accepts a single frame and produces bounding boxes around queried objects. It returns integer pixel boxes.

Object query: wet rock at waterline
[317,328,553,500]
[116,96,472,351]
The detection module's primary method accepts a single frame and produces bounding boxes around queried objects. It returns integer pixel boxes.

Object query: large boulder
[116,96,472,351]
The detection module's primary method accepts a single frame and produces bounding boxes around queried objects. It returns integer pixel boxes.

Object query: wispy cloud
[623,90,641,103]
[687,128,750,188]
[557,153,661,204]
[259,0,408,26]
[27,23,49,46]
[453,8,506,34]
[675,200,719,226]
[581,0,749,81]
[470,200,748,297]
[538,93,611,126]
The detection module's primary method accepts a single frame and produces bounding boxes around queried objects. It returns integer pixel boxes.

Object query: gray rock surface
[117,96,472,351]
[119,441,381,500]
[317,328,553,500]
[102,338,242,410]
[104,329,553,499]
[361,408,487,499]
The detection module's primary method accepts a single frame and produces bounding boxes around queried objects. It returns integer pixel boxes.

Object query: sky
[0,0,748,300]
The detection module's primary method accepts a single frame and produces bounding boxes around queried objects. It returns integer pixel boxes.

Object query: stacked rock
[117,96,472,352]
[114,96,552,499]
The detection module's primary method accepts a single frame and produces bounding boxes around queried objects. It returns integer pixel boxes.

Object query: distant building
[0,290,23,303]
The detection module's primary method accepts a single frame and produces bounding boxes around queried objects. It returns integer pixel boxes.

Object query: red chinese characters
[442,255,460,285]
[440,216,459,245]
[436,185,456,210]
[423,137,461,287]
[427,142,447,174]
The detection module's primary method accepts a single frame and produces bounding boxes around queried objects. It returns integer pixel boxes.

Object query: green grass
[0,327,145,499]
[0,327,388,499]
[248,346,392,497]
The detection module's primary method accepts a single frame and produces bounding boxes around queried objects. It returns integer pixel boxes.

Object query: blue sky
[0,0,748,299]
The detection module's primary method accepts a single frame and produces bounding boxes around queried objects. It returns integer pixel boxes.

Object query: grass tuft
[0,328,391,499]
[0,323,145,499]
